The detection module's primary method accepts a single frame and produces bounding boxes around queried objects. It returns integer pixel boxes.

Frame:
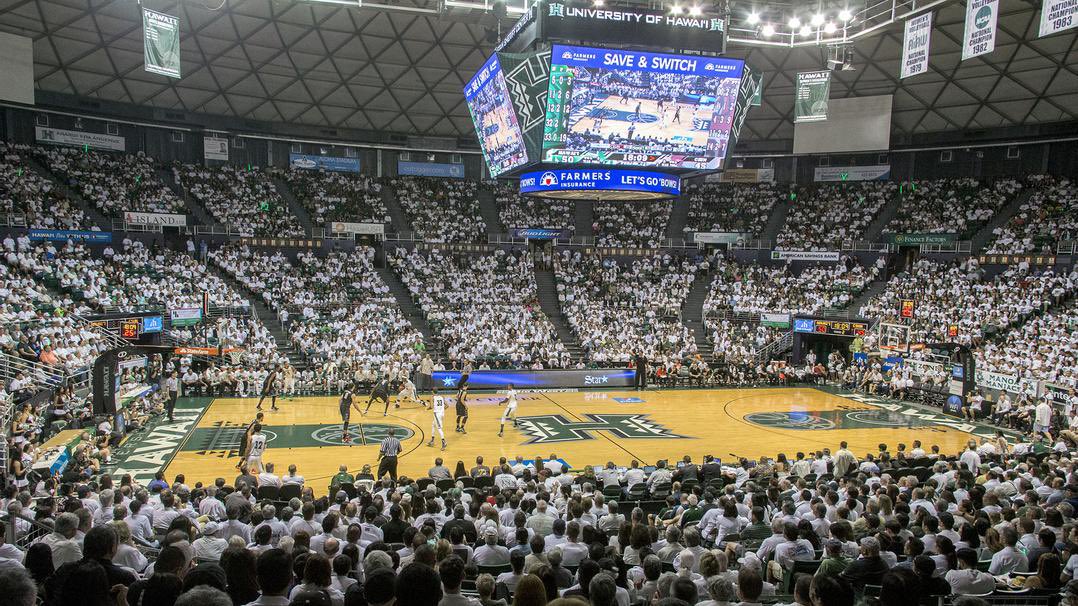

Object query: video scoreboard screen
[464,53,529,177]
[542,45,744,170]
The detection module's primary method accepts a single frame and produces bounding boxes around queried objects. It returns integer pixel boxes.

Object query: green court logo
[516,414,686,444]
[745,408,938,431]
[310,424,415,445]
[745,412,836,430]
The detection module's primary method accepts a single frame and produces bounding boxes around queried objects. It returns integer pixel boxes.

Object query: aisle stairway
[271,177,316,233]
[375,266,442,359]
[843,277,892,319]
[760,201,790,244]
[383,185,414,237]
[533,268,582,362]
[664,196,690,240]
[862,194,903,242]
[21,154,110,229]
[477,187,504,236]
[970,187,1035,253]
[574,200,594,238]
[681,271,714,360]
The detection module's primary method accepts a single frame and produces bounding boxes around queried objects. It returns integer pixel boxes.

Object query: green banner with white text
[795,70,830,123]
[143,8,180,79]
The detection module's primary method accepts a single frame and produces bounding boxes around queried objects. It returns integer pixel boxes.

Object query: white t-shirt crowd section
[555,250,697,363]
[211,243,421,371]
[389,248,568,367]
[682,183,781,238]
[393,177,485,243]
[0,143,87,229]
[883,178,1021,237]
[593,200,672,248]
[277,168,389,227]
[859,258,1077,346]
[776,182,896,251]
[987,175,1078,254]
[493,182,575,234]
[177,165,305,237]
[977,300,1078,388]
[32,145,184,216]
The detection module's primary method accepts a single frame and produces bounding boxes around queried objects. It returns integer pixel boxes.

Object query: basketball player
[256,366,280,412]
[396,376,422,409]
[427,388,447,451]
[633,102,642,121]
[497,383,519,438]
[235,411,265,469]
[673,106,682,125]
[247,423,267,474]
[340,383,359,443]
[281,363,296,398]
[364,377,392,416]
[455,384,470,434]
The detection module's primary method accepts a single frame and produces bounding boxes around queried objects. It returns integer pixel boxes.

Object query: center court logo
[516,413,686,444]
[310,424,415,445]
[540,171,559,186]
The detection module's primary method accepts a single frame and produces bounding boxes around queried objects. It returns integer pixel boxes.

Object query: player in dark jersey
[364,378,392,416]
[455,384,470,434]
[256,367,279,411]
[340,383,359,443]
[236,411,265,469]
[673,106,682,125]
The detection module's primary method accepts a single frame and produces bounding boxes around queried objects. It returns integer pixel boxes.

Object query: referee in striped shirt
[377,428,402,482]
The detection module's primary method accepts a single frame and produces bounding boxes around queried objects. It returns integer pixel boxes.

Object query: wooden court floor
[155,387,985,496]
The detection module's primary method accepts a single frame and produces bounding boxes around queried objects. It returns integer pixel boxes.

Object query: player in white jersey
[427,389,447,450]
[498,384,519,437]
[247,424,267,473]
[396,377,422,409]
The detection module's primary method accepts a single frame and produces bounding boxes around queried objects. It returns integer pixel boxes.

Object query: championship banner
[760,313,791,328]
[770,250,841,262]
[1040,0,1078,36]
[29,229,112,243]
[975,369,1037,396]
[36,126,125,152]
[143,9,181,78]
[169,308,202,327]
[204,136,229,161]
[123,211,187,227]
[888,233,957,245]
[329,221,385,236]
[693,232,749,245]
[794,71,831,123]
[814,165,892,182]
[901,12,933,78]
[290,153,361,173]
[962,0,998,60]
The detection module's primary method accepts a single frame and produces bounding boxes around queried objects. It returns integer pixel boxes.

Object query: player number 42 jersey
[432,396,446,415]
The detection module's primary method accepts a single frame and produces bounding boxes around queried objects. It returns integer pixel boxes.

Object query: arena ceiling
[0,0,1075,145]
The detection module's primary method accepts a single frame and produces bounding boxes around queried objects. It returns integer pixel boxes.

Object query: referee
[377,428,402,483]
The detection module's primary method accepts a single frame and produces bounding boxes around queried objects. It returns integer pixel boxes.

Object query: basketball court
[101,387,1001,496]
[570,95,709,149]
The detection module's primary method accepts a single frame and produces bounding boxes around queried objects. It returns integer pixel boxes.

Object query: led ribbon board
[519,168,681,200]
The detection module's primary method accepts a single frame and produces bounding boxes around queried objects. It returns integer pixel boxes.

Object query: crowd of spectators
[682,183,781,238]
[278,169,389,227]
[976,299,1078,388]
[0,143,87,229]
[178,165,305,237]
[493,183,575,235]
[554,250,697,363]
[986,176,1078,254]
[592,201,671,248]
[883,179,1021,238]
[33,145,183,216]
[389,248,568,368]
[393,178,485,243]
[776,183,896,251]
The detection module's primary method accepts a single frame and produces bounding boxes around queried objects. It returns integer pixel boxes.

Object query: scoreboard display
[794,318,869,337]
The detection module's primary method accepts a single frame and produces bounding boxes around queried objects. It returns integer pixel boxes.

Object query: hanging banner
[813,165,892,182]
[36,126,125,152]
[1040,0,1078,36]
[794,71,831,123]
[123,211,187,227]
[290,153,361,173]
[901,12,933,78]
[143,9,181,79]
[329,221,385,236]
[204,136,229,161]
[962,0,998,60]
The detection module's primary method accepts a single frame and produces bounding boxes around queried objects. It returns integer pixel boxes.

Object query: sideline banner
[794,71,831,123]
[329,222,384,235]
[29,229,112,243]
[1040,0,1078,36]
[511,228,570,240]
[975,369,1037,396]
[36,126,125,152]
[123,211,187,227]
[143,8,181,78]
[901,12,933,78]
[962,0,998,60]
[770,250,840,262]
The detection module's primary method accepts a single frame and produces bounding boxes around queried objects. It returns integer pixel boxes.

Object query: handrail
[1058,241,1077,255]
[0,213,28,228]
[920,241,973,254]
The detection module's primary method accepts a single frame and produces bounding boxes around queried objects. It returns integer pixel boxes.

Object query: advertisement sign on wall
[511,228,570,240]
[290,153,361,173]
[770,250,841,262]
[329,222,385,236]
[888,232,957,245]
[813,165,892,182]
[693,232,750,245]
[204,136,229,161]
[431,368,635,389]
[794,71,831,123]
[170,308,202,326]
[29,229,112,243]
[36,127,125,152]
[123,212,187,227]
[705,168,776,183]
[397,161,465,178]
[519,169,681,198]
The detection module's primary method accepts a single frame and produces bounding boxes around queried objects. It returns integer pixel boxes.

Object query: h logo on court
[516,414,687,444]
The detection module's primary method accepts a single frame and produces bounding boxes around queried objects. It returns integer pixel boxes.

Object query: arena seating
[776,182,896,250]
[593,199,671,247]
[393,177,485,242]
[177,164,305,237]
[554,250,697,363]
[0,143,87,229]
[276,168,389,226]
[389,247,568,367]
[882,178,1021,237]
[986,175,1078,254]
[682,182,781,237]
[493,182,575,235]
[977,299,1078,387]
[31,145,183,216]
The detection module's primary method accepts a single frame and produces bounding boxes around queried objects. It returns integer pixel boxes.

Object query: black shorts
[456,401,468,417]
[340,405,351,422]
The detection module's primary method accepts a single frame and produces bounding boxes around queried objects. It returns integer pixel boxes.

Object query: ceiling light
[788,17,801,28]
[594,0,603,5]
[670,4,682,14]
[824,21,837,34]
[761,23,775,37]
[799,24,811,36]
[811,13,824,26]
[746,12,760,25]
[839,9,852,21]
[689,5,702,16]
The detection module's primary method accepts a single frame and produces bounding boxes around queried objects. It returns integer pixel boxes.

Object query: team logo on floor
[744,408,940,431]
[516,414,686,444]
[185,421,415,455]
[309,424,415,445]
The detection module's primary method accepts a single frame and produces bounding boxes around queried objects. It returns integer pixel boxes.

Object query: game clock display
[794,318,869,337]
[542,45,744,170]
